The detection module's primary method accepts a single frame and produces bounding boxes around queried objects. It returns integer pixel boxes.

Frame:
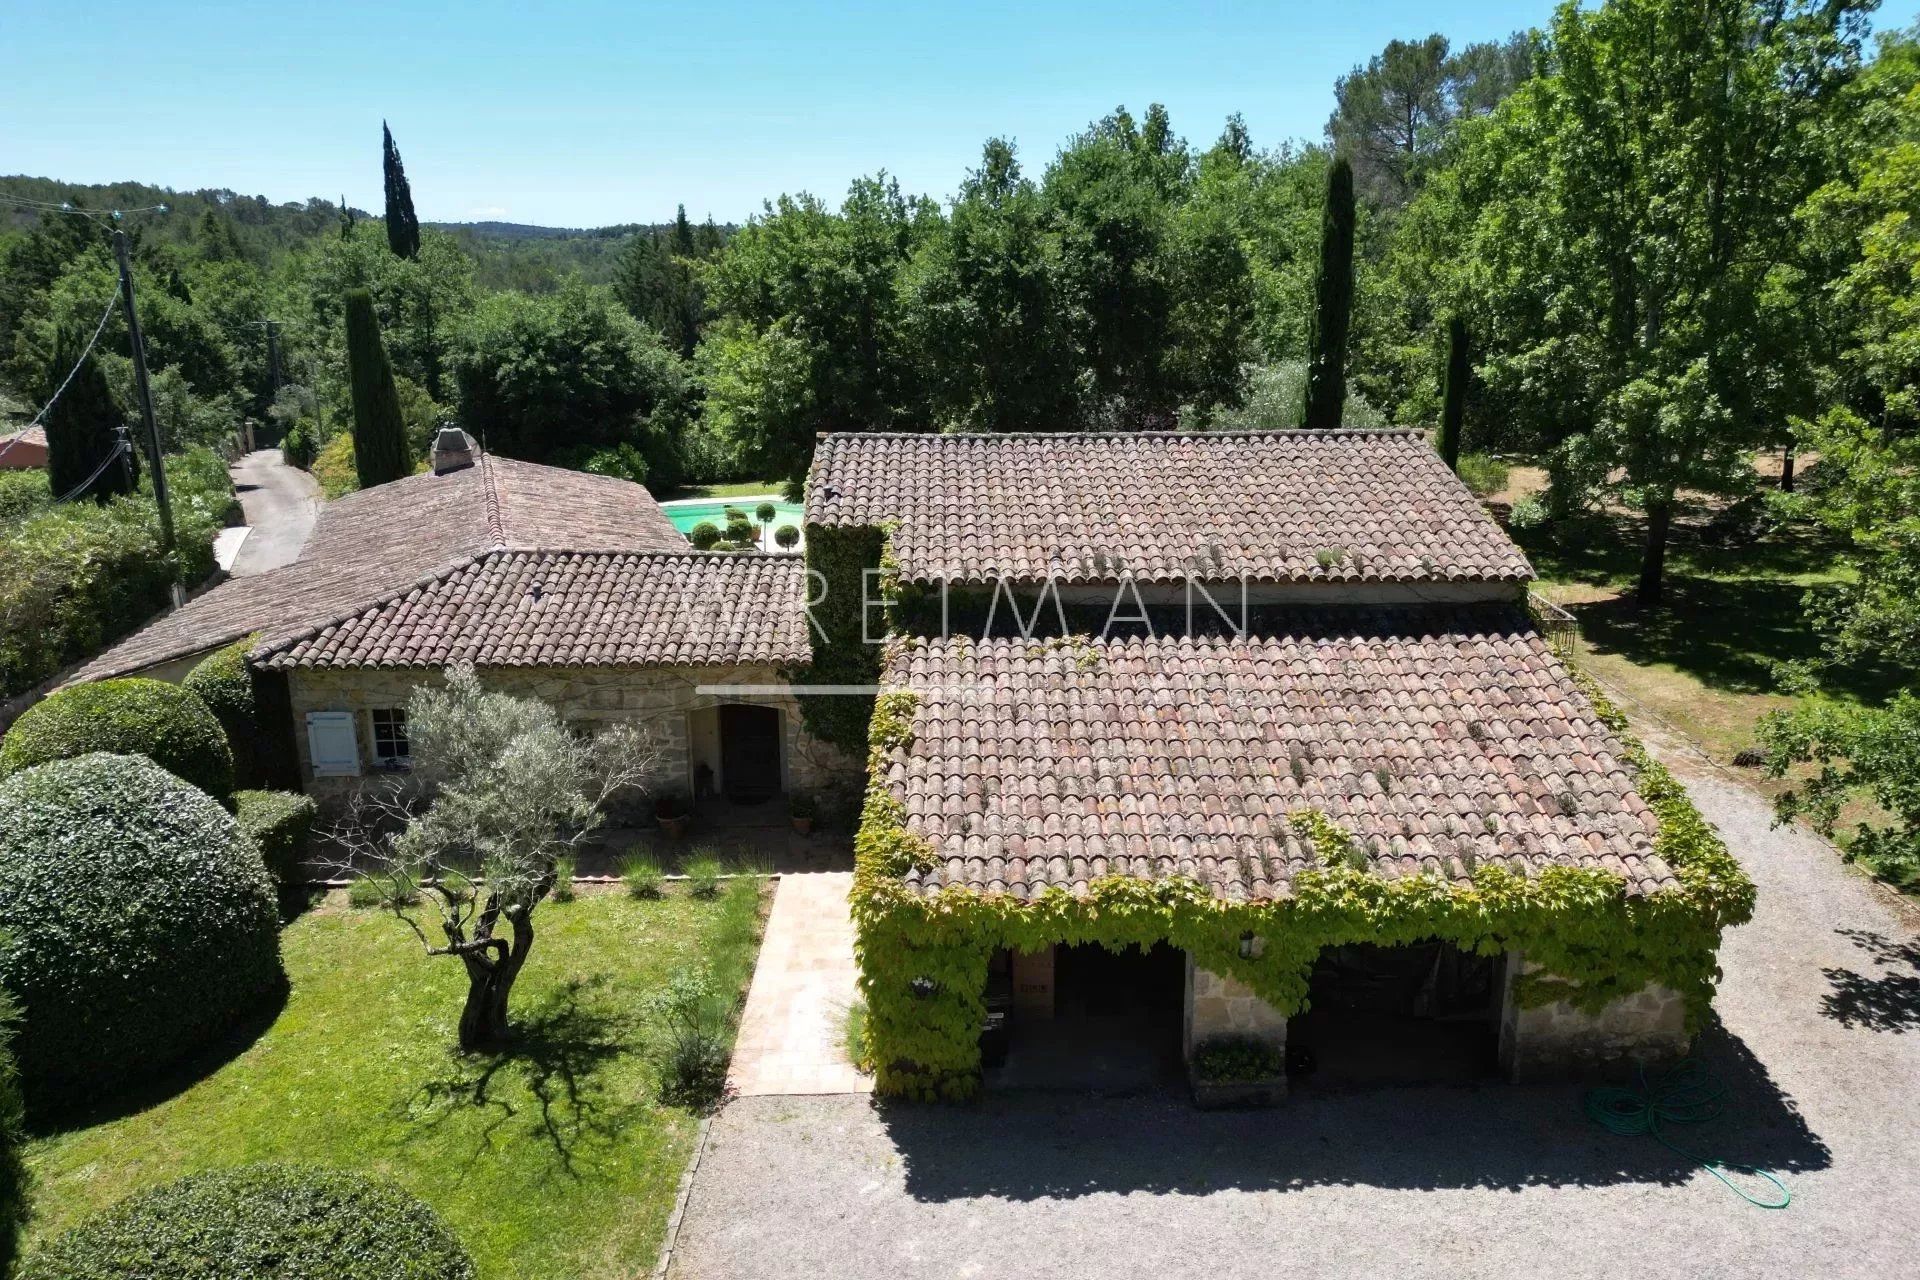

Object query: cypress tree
[382,122,421,260]
[43,330,135,502]
[1300,155,1355,430]
[344,289,410,488]
[1436,314,1469,471]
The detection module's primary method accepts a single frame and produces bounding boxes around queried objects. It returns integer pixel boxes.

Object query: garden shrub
[0,677,234,799]
[19,1163,476,1280]
[0,754,282,1103]
[311,432,360,499]
[0,445,231,699]
[621,855,664,899]
[550,855,577,902]
[279,421,317,470]
[687,520,721,550]
[233,789,318,884]
[184,637,265,786]
[1455,452,1511,498]
[648,968,731,1107]
[1191,1034,1286,1083]
[0,470,49,527]
[684,854,723,899]
[774,523,800,549]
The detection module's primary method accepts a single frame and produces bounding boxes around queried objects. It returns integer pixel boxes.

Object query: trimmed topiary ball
[0,677,234,799]
[20,1163,476,1280]
[183,637,261,786]
[687,520,722,550]
[0,754,282,1103]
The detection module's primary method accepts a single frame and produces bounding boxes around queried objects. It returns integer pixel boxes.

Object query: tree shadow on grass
[30,976,291,1135]
[1821,929,1920,1033]
[401,974,644,1183]
[876,1018,1826,1202]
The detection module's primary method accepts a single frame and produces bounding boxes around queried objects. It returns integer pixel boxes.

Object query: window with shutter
[306,711,361,777]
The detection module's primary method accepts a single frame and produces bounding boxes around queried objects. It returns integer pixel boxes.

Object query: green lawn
[26,881,766,1280]
[655,478,788,501]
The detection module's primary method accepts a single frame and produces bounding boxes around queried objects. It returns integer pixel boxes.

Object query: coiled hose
[1584,1058,1791,1209]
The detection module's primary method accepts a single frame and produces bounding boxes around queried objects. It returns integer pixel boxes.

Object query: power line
[0,288,121,464]
[51,439,130,504]
[0,193,170,222]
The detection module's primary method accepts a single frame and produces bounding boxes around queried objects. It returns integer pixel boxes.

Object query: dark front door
[719,704,781,804]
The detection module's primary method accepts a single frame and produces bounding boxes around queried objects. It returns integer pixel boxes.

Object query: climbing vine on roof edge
[850,670,1756,1101]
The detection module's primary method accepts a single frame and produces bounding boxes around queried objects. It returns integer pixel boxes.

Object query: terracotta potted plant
[654,791,691,840]
[788,792,817,836]
[1189,1035,1287,1110]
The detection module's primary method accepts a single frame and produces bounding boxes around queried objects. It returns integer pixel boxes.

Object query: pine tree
[344,289,410,487]
[1436,315,1468,471]
[1300,155,1355,430]
[382,122,421,260]
[43,331,134,502]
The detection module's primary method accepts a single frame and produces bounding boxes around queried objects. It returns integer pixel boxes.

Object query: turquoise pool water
[662,497,804,540]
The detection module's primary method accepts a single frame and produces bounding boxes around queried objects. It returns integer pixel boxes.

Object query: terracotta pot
[657,813,689,840]
[791,815,814,836]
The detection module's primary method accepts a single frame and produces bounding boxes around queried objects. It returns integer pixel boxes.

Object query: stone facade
[284,664,857,815]
[1182,957,1288,1066]
[1496,953,1689,1081]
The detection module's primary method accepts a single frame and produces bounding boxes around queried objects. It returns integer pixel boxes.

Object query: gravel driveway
[668,747,1920,1280]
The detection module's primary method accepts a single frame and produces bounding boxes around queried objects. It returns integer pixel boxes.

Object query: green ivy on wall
[786,522,889,755]
[850,671,1756,1100]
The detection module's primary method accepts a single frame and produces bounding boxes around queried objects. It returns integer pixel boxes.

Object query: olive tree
[327,666,660,1050]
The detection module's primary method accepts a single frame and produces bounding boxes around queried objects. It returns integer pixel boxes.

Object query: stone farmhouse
[73,427,1749,1101]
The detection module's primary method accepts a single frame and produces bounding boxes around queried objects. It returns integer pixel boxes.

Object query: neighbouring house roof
[0,424,47,469]
[256,549,811,670]
[65,454,691,684]
[877,610,1674,902]
[805,429,1533,586]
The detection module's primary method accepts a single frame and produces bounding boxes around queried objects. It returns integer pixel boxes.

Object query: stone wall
[1497,953,1689,1082]
[284,663,858,814]
[1182,957,1288,1061]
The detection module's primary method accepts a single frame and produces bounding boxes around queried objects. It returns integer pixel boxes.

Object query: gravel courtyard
[668,750,1920,1280]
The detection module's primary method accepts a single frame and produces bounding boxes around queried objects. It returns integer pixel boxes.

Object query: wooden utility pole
[112,227,181,603]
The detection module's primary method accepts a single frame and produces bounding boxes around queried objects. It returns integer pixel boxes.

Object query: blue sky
[5,0,1917,228]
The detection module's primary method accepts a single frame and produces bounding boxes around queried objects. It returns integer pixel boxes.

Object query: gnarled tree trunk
[453,896,538,1052]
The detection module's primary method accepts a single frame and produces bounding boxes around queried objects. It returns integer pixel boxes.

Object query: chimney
[431,426,476,475]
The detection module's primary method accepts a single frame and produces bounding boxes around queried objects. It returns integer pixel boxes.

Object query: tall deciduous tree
[329,667,660,1050]
[382,122,421,261]
[1458,0,1868,604]
[344,288,410,488]
[42,330,134,501]
[1301,156,1355,429]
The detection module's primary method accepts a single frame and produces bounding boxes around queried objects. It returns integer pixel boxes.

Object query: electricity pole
[112,227,182,604]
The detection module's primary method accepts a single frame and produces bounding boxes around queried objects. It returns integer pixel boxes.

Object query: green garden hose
[1583,1058,1791,1209]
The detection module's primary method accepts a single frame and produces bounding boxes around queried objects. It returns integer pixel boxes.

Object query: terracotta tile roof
[805,430,1532,585]
[878,611,1674,901]
[65,454,689,683]
[258,550,809,669]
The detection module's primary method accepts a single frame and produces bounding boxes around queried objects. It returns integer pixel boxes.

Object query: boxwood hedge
[233,789,318,885]
[0,754,282,1103]
[0,677,234,799]
[183,637,262,787]
[20,1163,475,1280]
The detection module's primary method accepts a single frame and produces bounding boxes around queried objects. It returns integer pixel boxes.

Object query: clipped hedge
[233,789,318,884]
[0,754,282,1103]
[184,637,262,787]
[0,676,234,799]
[20,1163,475,1280]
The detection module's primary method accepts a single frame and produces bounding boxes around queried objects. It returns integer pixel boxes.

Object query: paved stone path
[670,745,1920,1280]
[727,871,871,1096]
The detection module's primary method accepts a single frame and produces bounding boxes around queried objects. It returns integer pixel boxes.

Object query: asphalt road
[228,448,319,575]
[668,748,1920,1280]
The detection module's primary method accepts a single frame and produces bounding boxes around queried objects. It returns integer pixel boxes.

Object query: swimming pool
[660,496,805,550]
